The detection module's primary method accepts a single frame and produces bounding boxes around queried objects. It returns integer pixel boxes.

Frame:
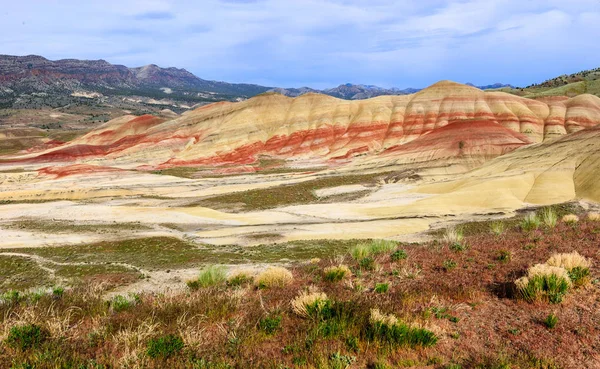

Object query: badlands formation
[1,81,600,247]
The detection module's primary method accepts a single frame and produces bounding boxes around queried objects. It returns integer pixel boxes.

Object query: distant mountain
[0,55,271,105]
[269,83,420,99]
[466,83,515,90]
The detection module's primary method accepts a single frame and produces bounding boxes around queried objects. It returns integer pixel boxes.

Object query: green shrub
[390,249,407,261]
[52,286,65,298]
[359,257,375,270]
[110,295,134,312]
[368,320,437,347]
[194,265,227,288]
[146,334,184,359]
[1,290,22,305]
[443,227,464,244]
[350,240,396,260]
[227,272,253,287]
[6,324,49,350]
[374,283,389,293]
[540,208,558,228]
[516,264,571,304]
[449,242,468,252]
[544,313,558,329]
[443,259,457,271]
[258,314,282,335]
[497,250,511,263]
[323,265,351,282]
[521,213,540,232]
[490,221,506,236]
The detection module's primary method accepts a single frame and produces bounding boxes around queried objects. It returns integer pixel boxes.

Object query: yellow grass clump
[369,308,398,327]
[323,264,352,281]
[254,266,293,288]
[561,214,579,223]
[587,212,600,221]
[546,252,591,271]
[291,290,329,318]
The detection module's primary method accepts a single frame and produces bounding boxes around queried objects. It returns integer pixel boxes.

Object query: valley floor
[1,207,600,368]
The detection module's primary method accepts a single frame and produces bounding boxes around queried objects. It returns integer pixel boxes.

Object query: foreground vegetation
[1,208,600,367]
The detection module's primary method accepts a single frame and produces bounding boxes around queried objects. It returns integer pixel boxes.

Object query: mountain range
[0,54,515,108]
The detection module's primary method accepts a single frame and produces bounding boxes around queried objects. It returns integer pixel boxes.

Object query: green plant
[110,295,134,312]
[194,265,227,288]
[345,335,359,353]
[490,221,506,236]
[146,334,184,359]
[5,324,49,350]
[390,249,407,261]
[350,244,370,260]
[368,309,437,347]
[540,208,558,228]
[544,313,558,329]
[374,283,389,293]
[259,314,282,335]
[329,352,356,369]
[52,286,65,298]
[443,227,464,244]
[291,291,331,319]
[515,264,571,304]
[350,239,396,260]
[227,271,253,287]
[443,259,457,271]
[359,257,375,271]
[323,265,351,282]
[497,250,511,263]
[1,290,22,305]
[450,242,468,252]
[521,213,540,232]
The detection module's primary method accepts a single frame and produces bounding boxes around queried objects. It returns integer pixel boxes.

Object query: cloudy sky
[2,0,599,89]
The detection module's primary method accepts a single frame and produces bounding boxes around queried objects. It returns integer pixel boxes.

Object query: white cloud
[0,0,598,88]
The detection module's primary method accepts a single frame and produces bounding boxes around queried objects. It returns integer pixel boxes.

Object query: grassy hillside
[496,67,600,98]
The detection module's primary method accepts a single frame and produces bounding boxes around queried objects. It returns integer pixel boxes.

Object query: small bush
[540,208,558,228]
[368,309,437,347]
[390,249,407,261]
[323,265,352,282]
[544,313,558,329]
[259,314,282,335]
[587,212,600,221]
[227,270,253,287]
[194,265,227,288]
[490,221,506,236]
[110,295,135,312]
[443,259,457,271]
[515,264,571,303]
[443,227,464,244]
[350,239,396,260]
[6,324,49,350]
[1,290,22,305]
[449,242,468,252]
[521,213,540,232]
[497,250,511,263]
[255,266,293,288]
[350,244,370,260]
[374,283,389,293]
[546,252,591,287]
[359,257,375,271]
[329,352,356,369]
[146,334,184,359]
[52,286,65,298]
[291,290,330,319]
[561,214,579,224]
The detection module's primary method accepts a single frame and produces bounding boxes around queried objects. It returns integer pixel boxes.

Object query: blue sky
[1,0,599,89]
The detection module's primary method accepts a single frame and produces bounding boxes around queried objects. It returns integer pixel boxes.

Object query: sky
[1,0,600,89]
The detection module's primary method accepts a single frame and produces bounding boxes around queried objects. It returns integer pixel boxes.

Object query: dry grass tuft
[254,266,293,288]
[291,290,329,319]
[546,252,591,271]
[323,264,352,282]
[587,212,600,221]
[561,214,579,224]
[369,308,398,326]
[443,227,464,244]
